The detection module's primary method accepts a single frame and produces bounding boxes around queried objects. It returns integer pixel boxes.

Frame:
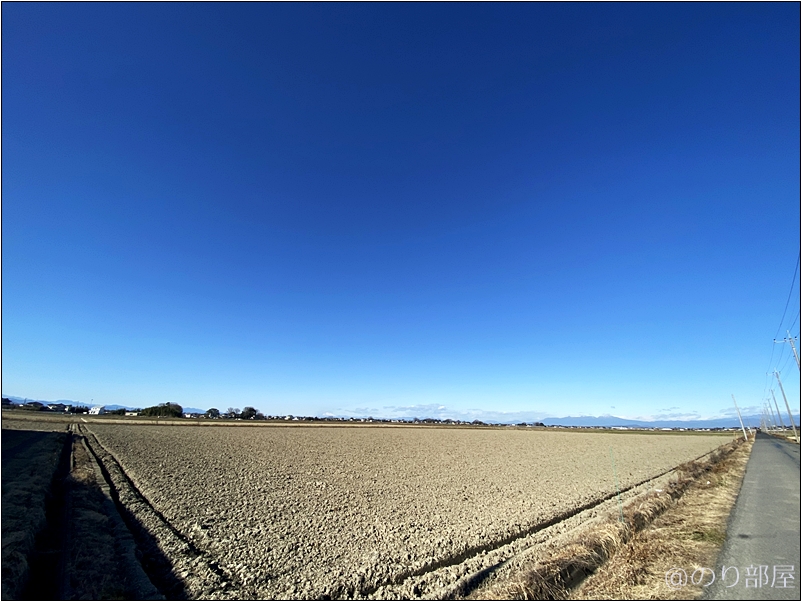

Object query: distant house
[47,403,67,413]
[89,406,106,415]
[125,411,139,417]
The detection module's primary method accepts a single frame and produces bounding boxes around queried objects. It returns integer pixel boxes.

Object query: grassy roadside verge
[473,437,751,600]
[765,429,799,444]
[572,437,752,600]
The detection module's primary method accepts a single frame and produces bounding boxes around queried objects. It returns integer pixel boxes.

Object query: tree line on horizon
[140,403,265,420]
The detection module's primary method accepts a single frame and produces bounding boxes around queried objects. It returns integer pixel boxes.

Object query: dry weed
[574,438,751,600]
[478,438,747,601]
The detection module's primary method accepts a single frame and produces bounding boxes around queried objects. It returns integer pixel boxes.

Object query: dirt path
[64,427,163,599]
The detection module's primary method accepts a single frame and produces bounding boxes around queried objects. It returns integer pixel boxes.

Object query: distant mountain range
[539,414,799,429]
[332,408,800,429]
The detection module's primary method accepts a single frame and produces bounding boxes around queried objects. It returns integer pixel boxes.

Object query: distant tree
[69,405,90,414]
[141,402,183,418]
[110,408,127,415]
[205,408,220,419]
[226,407,241,419]
[240,407,258,420]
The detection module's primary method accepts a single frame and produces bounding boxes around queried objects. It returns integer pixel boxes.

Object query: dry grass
[1,430,68,600]
[572,436,751,600]
[477,438,748,601]
[573,437,751,600]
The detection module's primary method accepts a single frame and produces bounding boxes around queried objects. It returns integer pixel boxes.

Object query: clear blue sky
[3,3,799,420]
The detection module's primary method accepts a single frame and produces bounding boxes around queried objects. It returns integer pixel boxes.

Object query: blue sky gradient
[3,3,800,420]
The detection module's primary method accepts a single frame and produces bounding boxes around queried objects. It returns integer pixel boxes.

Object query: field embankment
[2,424,70,599]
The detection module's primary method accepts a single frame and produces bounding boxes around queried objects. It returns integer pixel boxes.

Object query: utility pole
[731,394,749,441]
[767,400,781,431]
[766,396,785,430]
[771,389,785,431]
[774,333,800,371]
[774,371,799,443]
[787,332,800,371]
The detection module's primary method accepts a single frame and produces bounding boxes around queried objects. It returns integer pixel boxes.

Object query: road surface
[706,432,800,600]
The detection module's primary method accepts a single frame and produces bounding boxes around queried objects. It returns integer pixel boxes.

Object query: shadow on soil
[77,432,191,600]
[111,489,192,599]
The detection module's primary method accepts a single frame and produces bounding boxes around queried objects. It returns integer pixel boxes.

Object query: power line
[774,339,789,371]
[778,352,794,375]
[773,329,801,376]
[787,309,800,335]
[776,327,801,372]
[773,251,800,340]
[762,253,801,400]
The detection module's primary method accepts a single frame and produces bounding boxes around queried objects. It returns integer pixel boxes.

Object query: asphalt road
[706,432,800,600]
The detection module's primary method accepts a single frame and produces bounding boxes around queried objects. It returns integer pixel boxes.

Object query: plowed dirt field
[85,424,731,599]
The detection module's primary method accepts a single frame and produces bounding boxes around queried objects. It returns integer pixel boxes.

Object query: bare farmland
[82,424,732,599]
